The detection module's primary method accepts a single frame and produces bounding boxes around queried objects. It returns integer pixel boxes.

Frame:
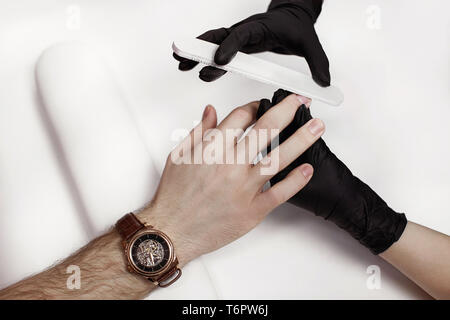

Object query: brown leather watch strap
[155,258,182,287]
[116,213,145,240]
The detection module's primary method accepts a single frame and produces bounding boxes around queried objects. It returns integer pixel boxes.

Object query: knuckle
[297,126,317,144]
[263,95,299,127]
[257,116,277,131]
[293,129,314,147]
[292,167,308,186]
[283,94,301,110]
[266,189,285,207]
[232,106,253,123]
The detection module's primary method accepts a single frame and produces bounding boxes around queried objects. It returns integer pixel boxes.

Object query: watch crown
[127,264,134,273]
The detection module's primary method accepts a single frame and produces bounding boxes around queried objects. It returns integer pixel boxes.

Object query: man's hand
[0,94,324,299]
[138,94,325,267]
[173,0,330,86]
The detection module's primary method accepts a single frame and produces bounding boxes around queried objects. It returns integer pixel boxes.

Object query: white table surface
[0,0,448,299]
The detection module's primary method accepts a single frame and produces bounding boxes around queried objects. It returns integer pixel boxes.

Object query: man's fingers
[217,101,259,131]
[199,66,227,82]
[302,30,330,87]
[237,94,304,162]
[252,118,325,184]
[256,98,272,120]
[172,105,218,161]
[216,101,259,148]
[189,105,218,148]
[255,163,314,214]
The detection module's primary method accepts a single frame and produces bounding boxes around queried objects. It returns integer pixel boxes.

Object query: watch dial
[130,233,170,273]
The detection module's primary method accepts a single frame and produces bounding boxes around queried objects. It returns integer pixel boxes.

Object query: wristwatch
[116,213,182,287]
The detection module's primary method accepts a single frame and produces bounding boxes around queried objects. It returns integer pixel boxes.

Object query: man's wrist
[136,208,196,268]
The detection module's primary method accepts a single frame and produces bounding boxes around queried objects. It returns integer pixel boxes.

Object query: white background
[0,0,448,299]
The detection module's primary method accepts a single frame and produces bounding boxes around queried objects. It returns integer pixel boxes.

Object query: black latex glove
[257,89,407,254]
[173,0,330,87]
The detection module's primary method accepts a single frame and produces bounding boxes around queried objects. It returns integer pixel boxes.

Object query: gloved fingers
[254,163,314,214]
[193,28,231,81]
[173,28,230,73]
[199,66,227,82]
[271,89,310,131]
[198,27,230,44]
[230,12,267,29]
[172,52,186,62]
[214,22,265,66]
[173,53,199,71]
[256,98,272,120]
[294,104,313,126]
[272,89,292,105]
[278,106,307,144]
[302,30,331,87]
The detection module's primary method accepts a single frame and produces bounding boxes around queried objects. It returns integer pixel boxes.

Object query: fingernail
[305,100,312,108]
[296,95,311,106]
[301,165,313,178]
[308,119,324,136]
[202,106,210,120]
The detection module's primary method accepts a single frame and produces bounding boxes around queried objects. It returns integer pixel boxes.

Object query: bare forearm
[0,227,155,300]
[380,221,450,299]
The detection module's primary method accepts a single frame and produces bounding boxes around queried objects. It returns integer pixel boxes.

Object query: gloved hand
[173,0,330,87]
[257,89,407,254]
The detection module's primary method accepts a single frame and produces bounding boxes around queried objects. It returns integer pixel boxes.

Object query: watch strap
[116,212,145,240]
[154,258,182,287]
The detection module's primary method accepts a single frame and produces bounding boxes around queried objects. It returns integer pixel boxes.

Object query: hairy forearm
[0,226,155,300]
[380,221,450,300]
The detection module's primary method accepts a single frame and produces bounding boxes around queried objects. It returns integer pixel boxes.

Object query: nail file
[172,38,344,106]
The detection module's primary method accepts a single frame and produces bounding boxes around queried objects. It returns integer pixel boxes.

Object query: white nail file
[172,38,344,106]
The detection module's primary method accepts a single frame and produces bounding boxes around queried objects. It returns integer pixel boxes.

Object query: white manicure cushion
[35,42,159,235]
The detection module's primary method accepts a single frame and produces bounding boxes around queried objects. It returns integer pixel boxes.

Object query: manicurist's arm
[380,222,450,299]
[258,89,450,300]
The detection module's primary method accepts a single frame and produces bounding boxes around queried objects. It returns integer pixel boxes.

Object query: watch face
[129,232,171,273]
